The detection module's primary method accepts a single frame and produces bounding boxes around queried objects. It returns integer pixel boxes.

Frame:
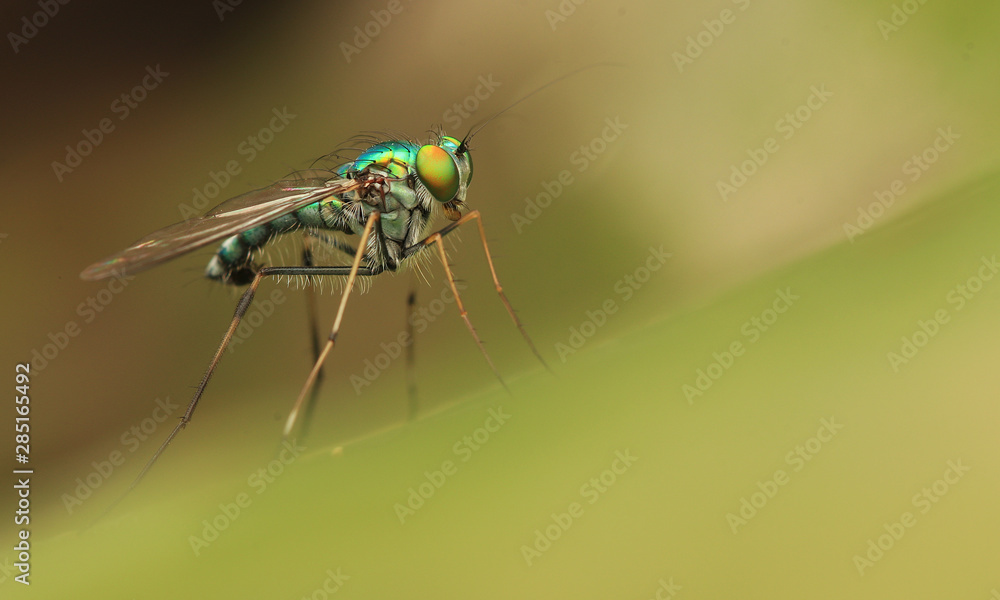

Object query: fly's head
[415,135,473,221]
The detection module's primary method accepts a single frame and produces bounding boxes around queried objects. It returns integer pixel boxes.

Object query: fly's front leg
[404,209,550,375]
[407,219,508,392]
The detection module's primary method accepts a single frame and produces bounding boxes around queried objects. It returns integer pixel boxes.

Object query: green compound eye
[415,144,460,203]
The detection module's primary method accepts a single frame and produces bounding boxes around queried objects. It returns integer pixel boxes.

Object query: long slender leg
[96,262,379,522]
[405,209,551,372]
[405,284,418,420]
[280,212,381,442]
[418,227,510,392]
[299,234,324,441]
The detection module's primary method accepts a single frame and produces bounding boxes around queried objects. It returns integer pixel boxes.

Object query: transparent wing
[80,177,360,281]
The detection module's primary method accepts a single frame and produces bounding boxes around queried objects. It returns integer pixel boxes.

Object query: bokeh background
[3,0,1000,597]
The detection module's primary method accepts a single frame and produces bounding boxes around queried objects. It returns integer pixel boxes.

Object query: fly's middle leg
[405,284,418,421]
[280,212,384,443]
[298,232,325,442]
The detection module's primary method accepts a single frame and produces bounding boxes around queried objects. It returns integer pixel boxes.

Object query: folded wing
[80,177,359,281]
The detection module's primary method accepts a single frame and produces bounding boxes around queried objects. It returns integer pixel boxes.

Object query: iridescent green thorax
[336,136,473,203]
[340,140,420,179]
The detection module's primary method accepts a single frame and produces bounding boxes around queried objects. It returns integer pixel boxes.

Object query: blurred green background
[3,0,1000,597]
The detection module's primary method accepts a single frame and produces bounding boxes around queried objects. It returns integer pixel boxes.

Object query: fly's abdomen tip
[204,255,225,280]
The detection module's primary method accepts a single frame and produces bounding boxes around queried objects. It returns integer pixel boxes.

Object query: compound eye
[415,144,460,203]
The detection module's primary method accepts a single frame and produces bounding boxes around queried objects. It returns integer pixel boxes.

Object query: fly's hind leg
[97,255,381,523]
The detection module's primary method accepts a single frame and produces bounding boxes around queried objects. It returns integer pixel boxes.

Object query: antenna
[456,63,621,154]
